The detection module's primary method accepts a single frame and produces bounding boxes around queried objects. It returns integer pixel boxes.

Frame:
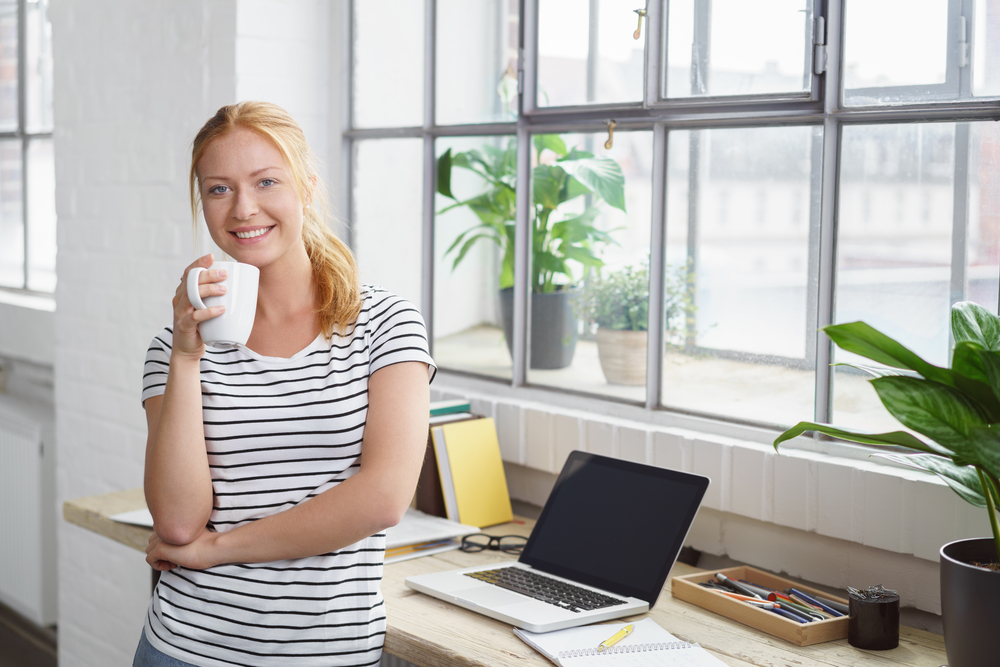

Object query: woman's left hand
[146,527,221,571]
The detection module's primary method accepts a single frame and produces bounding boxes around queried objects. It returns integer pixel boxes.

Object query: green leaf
[450,232,499,271]
[561,176,592,203]
[961,425,1000,479]
[824,321,1000,420]
[831,362,919,379]
[534,134,568,157]
[978,350,1000,405]
[533,164,566,210]
[773,421,949,455]
[952,341,989,384]
[558,156,626,212]
[437,149,454,198]
[871,376,989,452]
[874,452,989,507]
[952,301,1000,351]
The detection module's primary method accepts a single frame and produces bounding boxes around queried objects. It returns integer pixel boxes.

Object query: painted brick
[584,419,614,457]
[907,477,955,561]
[691,438,729,512]
[495,402,523,464]
[772,452,810,530]
[552,413,581,472]
[816,458,853,541]
[729,444,769,521]
[618,425,647,464]
[862,469,904,553]
[524,409,552,472]
[651,430,688,471]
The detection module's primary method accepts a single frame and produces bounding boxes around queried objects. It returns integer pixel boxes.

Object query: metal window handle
[604,120,616,150]
[633,9,646,40]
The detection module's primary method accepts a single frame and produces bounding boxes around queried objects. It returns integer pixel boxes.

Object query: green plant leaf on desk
[875,452,995,508]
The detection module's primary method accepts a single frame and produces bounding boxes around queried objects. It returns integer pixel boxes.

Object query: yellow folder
[431,418,513,528]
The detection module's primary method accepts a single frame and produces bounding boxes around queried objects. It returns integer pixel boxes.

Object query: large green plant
[774,301,1000,559]
[579,261,694,338]
[437,135,625,294]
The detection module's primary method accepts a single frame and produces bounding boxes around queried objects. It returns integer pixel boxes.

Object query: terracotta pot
[940,537,1000,667]
[596,328,647,386]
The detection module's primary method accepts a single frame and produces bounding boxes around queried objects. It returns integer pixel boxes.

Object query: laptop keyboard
[465,567,627,613]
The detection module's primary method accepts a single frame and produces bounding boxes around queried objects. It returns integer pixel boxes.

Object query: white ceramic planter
[596,328,647,386]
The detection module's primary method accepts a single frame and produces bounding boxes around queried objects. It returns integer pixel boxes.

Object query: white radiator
[0,410,48,625]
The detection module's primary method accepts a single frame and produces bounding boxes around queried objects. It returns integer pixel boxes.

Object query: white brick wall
[51,1,335,663]
[431,377,992,615]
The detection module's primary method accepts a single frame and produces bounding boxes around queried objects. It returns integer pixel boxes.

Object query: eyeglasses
[460,533,528,554]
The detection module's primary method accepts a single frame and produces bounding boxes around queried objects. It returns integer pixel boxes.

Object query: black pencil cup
[848,591,899,650]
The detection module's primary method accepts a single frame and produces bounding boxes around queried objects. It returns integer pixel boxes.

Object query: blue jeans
[133,629,198,667]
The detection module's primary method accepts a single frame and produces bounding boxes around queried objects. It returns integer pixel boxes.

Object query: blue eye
[260,178,276,187]
[208,185,229,195]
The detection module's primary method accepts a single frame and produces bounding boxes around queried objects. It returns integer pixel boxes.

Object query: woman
[135,101,434,667]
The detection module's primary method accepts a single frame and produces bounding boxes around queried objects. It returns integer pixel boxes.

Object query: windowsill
[431,370,991,616]
[0,288,55,312]
[0,291,56,366]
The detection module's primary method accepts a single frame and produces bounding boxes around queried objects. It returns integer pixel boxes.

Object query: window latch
[604,120,616,150]
[812,16,827,75]
[633,8,646,40]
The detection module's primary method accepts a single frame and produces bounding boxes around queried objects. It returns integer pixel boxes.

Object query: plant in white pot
[773,301,999,667]
[579,261,692,386]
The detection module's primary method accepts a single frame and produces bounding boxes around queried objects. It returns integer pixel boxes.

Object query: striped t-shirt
[139,286,435,667]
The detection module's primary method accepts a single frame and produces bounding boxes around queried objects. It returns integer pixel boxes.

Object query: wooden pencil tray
[671,565,849,646]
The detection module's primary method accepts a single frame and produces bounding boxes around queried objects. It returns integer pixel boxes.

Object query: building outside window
[344,0,1000,435]
[0,0,53,296]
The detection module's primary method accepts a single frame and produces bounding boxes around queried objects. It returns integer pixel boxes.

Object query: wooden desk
[64,489,947,666]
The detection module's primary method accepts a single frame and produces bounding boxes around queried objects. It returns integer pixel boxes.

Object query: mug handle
[186,267,208,309]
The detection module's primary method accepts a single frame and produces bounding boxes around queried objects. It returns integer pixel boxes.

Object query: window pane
[25,0,52,133]
[664,0,812,99]
[26,138,54,292]
[525,130,653,401]
[436,0,518,125]
[833,122,1000,431]
[664,126,819,426]
[352,139,424,310]
[0,1,17,132]
[843,0,951,105]
[973,0,1000,98]
[433,136,515,380]
[0,139,23,288]
[537,0,645,107]
[352,0,424,129]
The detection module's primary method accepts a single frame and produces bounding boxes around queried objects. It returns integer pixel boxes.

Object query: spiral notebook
[514,618,725,666]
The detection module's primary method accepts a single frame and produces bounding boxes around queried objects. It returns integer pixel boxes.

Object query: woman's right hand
[172,254,228,360]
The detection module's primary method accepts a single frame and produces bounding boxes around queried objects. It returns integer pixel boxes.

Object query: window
[0,0,54,295]
[345,0,1000,432]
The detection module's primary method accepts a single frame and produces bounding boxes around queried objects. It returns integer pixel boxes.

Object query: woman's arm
[143,255,227,545]
[145,360,430,570]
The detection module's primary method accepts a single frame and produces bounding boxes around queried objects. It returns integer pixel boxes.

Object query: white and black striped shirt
[140,287,435,667]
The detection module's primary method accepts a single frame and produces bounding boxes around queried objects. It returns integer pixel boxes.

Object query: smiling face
[196,128,310,273]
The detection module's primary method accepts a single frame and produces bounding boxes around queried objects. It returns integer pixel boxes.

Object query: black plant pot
[940,537,1000,667]
[499,287,578,370]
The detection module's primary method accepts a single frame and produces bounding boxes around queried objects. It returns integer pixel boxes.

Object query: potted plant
[579,261,693,385]
[437,134,625,369]
[773,301,1000,667]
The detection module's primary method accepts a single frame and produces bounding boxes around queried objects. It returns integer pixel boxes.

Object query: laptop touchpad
[453,586,525,608]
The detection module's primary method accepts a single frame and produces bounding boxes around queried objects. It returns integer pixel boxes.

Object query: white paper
[384,507,479,549]
[109,508,154,527]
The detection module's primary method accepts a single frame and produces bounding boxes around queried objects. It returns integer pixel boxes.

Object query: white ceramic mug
[186,261,259,348]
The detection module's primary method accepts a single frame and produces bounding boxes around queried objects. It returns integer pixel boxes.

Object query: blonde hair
[190,101,362,337]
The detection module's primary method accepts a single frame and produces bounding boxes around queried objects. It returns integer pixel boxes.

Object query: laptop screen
[518,451,709,605]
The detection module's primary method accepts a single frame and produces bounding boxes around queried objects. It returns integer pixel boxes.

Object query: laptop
[404,450,710,633]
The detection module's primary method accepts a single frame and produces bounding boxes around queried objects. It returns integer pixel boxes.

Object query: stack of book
[416,400,513,528]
